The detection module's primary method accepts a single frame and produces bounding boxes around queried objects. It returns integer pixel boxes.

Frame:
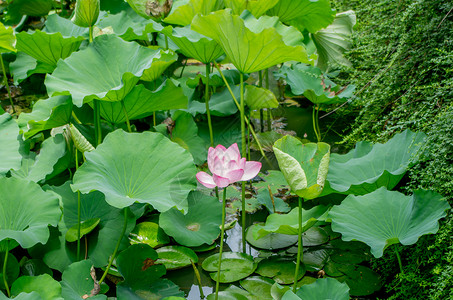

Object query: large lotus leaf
[325,130,427,195]
[253,205,329,239]
[0,292,42,300]
[313,11,356,71]
[276,64,355,105]
[184,84,239,117]
[245,85,278,110]
[7,0,52,17]
[255,256,305,284]
[225,0,278,17]
[273,136,330,199]
[43,14,89,38]
[246,224,297,250]
[162,26,223,63]
[164,0,221,26]
[240,276,274,300]
[29,182,136,272]
[98,9,163,41]
[17,96,72,139]
[156,245,198,270]
[9,53,54,84]
[295,277,349,300]
[61,260,106,300]
[159,191,221,247]
[99,80,187,124]
[191,9,309,74]
[329,188,449,258]
[202,252,257,283]
[11,134,67,183]
[72,130,196,211]
[140,50,178,82]
[116,279,184,300]
[0,177,60,248]
[11,274,62,300]
[0,23,16,53]
[16,31,84,68]
[0,113,21,175]
[45,34,165,107]
[267,0,335,33]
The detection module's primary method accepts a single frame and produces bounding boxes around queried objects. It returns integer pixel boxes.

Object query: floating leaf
[301,249,329,272]
[256,189,291,214]
[0,23,16,53]
[273,136,330,200]
[156,246,198,270]
[164,0,220,26]
[192,9,309,74]
[329,188,449,258]
[246,224,297,250]
[325,130,427,195]
[301,226,329,246]
[240,276,274,300]
[160,191,221,247]
[11,274,63,300]
[45,34,166,107]
[335,265,381,296]
[65,218,101,242]
[129,222,170,248]
[202,252,257,283]
[0,113,21,175]
[295,277,349,300]
[61,260,107,300]
[255,256,305,284]
[72,130,197,212]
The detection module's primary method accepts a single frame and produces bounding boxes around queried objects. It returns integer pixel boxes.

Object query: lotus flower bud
[71,0,100,28]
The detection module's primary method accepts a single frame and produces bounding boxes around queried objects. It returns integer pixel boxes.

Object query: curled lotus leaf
[72,129,197,212]
[273,136,330,200]
[71,0,100,28]
[329,187,450,258]
[191,9,309,74]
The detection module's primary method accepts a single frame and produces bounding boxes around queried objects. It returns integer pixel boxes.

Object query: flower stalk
[215,188,227,300]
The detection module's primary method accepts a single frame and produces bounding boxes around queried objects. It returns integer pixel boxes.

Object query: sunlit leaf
[0,23,16,53]
[245,85,278,110]
[72,0,100,28]
[11,274,62,300]
[129,222,170,248]
[224,0,278,17]
[156,246,198,270]
[164,0,221,26]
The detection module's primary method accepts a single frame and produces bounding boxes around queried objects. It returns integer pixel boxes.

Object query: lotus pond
[0,0,450,299]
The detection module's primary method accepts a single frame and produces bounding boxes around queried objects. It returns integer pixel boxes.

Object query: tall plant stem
[191,260,205,299]
[265,69,271,131]
[2,241,10,297]
[239,73,247,253]
[1,55,15,115]
[98,208,128,286]
[75,149,81,261]
[258,71,264,132]
[293,197,303,293]
[121,100,132,133]
[394,245,404,274]
[205,63,214,147]
[312,105,321,142]
[215,188,227,300]
[93,99,102,147]
[89,25,94,43]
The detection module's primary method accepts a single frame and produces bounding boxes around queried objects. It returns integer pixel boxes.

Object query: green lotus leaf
[329,188,449,258]
[7,0,52,16]
[164,0,220,26]
[276,64,355,105]
[11,274,62,300]
[117,279,184,300]
[72,0,100,28]
[325,130,427,195]
[0,113,21,175]
[45,34,166,107]
[0,23,16,53]
[301,248,329,272]
[253,205,329,239]
[0,292,43,300]
[11,134,67,183]
[267,0,335,33]
[202,252,257,283]
[251,131,285,153]
[116,244,166,289]
[29,182,136,272]
[98,9,163,41]
[126,0,173,21]
[225,0,278,17]
[68,124,95,153]
[301,226,329,246]
[256,189,290,214]
[159,191,221,247]
[246,224,297,250]
[43,14,89,38]
[313,11,356,71]
[17,96,72,139]
[0,252,19,289]
[206,291,249,300]
[227,196,261,214]
[255,170,289,195]
[240,276,274,300]
[61,260,107,300]
[334,265,381,296]
[0,177,60,248]
[72,130,197,211]
[16,31,84,68]
[140,50,178,82]
[162,26,223,64]
[273,136,330,199]
[9,52,55,85]
[244,85,278,110]
[295,277,349,300]
[20,259,52,277]
[99,80,187,124]
[191,9,309,74]
[156,245,198,270]
[183,84,239,117]
[171,111,207,165]
[255,256,305,284]
[128,222,170,248]
[65,218,100,242]
[101,0,131,13]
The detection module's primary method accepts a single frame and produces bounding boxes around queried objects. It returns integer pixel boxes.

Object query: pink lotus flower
[196,143,262,188]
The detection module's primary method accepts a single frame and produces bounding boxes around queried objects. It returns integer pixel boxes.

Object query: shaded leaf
[0,113,21,175]
[295,277,349,300]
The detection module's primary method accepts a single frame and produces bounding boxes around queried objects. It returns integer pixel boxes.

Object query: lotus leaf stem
[215,188,227,300]
[89,26,94,43]
[265,69,271,131]
[98,208,128,286]
[312,105,321,142]
[93,99,102,146]
[75,149,81,261]
[293,197,304,293]
[191,259,205,299]
[121,99,132,133]
[205,63,214,147]
[1,55,15,115]
[394,245,404,274]
[2,241,10,297]
[239,73,247,253]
